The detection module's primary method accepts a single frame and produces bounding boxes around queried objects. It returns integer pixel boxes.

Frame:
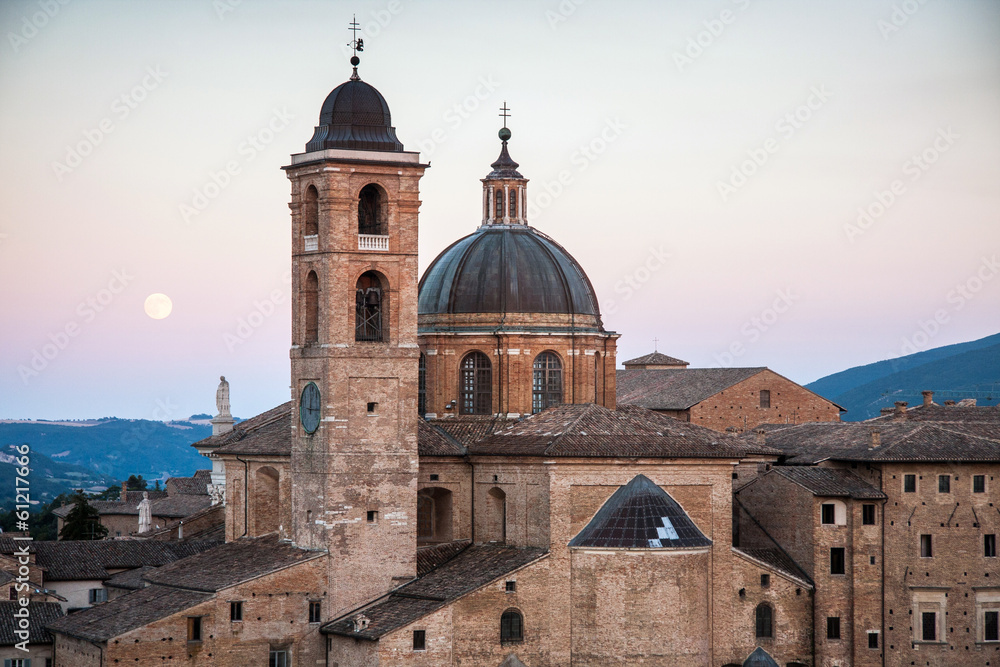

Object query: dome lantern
[482,102,527,225]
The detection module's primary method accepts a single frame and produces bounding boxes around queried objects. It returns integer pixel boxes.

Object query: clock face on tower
[300,382,321,434]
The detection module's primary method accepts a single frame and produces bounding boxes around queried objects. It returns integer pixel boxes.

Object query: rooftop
[0,601,63,645]
[617,367,767,410]
[770,467,886,499]
[622,351,689,368]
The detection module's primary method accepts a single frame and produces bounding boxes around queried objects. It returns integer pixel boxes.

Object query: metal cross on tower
[499,102,511,129]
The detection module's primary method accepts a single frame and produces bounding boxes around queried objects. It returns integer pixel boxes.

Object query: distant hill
[0,419,212,486]
[806,333,1000,421]
[0,443,118,509]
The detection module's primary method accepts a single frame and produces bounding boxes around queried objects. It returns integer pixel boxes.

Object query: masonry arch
[417,487,453,543]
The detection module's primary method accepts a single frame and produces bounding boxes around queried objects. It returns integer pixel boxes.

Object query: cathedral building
[44,43,1000,667]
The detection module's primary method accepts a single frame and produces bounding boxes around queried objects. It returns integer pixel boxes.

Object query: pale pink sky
[1,0,998,419]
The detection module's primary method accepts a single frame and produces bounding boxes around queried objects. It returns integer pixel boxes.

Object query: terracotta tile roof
[616,367,766,410]
[0,601,63,645]
[323,545,546,640]
[869,403,1000,424]
[52,490,169,519]
[732,548,812,587]
[166,470,211,495]
[622,351,689,367]
[213,404,293,456]
[149,494,213,518]
[418,420,467,456]
[142,534,323,592]
[770,467,885,499]
[469,403,754,459]
[138,504,224,539]
[416,540,470,576]
[430,416,507,447]
[569,475,712,549]
[46,584,211,643]
[104,565,156,591]
[752,421,1000,464]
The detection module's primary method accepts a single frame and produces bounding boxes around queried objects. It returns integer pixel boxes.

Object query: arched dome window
[494,188,504,220]
[418,353,427,417]
[460,351,491,415]
[304,271,319,344]
[304,185,319,237]
[755,602,773,638]
[508,189,517,219]
[355,272,384,342]
[500,608,523,644]
[532,352,562,414]
[358,184,386,235]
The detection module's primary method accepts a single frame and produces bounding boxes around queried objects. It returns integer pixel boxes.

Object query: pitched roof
[416,540,470,576]
[770,467,886,499]
[430,416,506,447]
[0,601,63,645]
[731,548,812,587]
[616,367,766,410]
[7,539,220,582]
[148,493,213,518]
[469,403,754,459]
[142,534,323,592]
[744,646,780,667]
[418,420,466,456]
[104,565,156,591]
[46,584,211,643]
[53,490,169,519]
[213,404,293,456]
[752,421,1000,464]
[323,545,546,640]
[569,474,712,549]
[166,470,211,495]
[869,403,1000,424]
[622,351,689,367]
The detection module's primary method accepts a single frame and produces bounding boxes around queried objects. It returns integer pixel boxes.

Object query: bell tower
[284,35,427,616]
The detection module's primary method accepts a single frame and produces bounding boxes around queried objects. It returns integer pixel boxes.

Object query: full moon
[144,293,173,320]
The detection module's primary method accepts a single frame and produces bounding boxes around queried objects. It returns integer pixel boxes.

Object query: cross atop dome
[347,14,364,81]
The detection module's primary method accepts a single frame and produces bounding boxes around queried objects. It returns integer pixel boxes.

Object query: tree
[125,474,148,491]
[58,490,108,540]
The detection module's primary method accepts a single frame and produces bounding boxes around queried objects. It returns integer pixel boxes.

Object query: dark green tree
[58,491,108,540]
[125,474,148,490]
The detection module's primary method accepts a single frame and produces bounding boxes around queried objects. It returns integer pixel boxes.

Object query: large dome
[418,225,600,317]
[305,78,404,152]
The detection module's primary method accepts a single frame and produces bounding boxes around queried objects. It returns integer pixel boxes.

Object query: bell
[365,290,380,306]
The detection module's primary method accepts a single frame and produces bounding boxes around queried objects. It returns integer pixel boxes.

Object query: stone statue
[215,376,231,418]
[137,491,152,533]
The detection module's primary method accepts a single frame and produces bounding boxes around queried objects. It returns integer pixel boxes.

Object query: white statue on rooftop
[137,491,152,533]
[216,375,231,418]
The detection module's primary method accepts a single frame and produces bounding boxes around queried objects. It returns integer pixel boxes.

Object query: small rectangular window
[827,616,841,639]
[187,616,202,643]
[430,474,439,481]
[269,649,289,667]
[974,475,986,493]
[88,588,107,604]
[821,504,835,525]
[938,475,950,493]
[760,574,770,587]
[505,580,516,593]
[904,474,917,493]
[862,504,876,525]
[759,390,771,409]
[922,611,937,641]
[870,555,876,565]
[868,631,879,648]
[986,534,997,558]
[830,547,845,575]
[921,534,933,558]
[367,401,378,414]
[8,587,15,600]
[308,601,321,623]
[367,510,378,523]
[413,629,426,651]
[230,600,243,622]
[986,611,999,642]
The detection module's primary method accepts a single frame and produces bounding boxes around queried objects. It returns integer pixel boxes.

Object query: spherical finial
[498,127,511,142]
[350,55,360,67]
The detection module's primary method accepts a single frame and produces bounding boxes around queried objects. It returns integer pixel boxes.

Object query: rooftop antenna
[653,337,659,352]
[498,101,511,141]
[348,14,364,80]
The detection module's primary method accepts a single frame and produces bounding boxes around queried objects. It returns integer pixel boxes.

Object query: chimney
[922,390,934,407]
[880,408,894,416]
[893,401,908,420]
[120,481,127,502]
[755,429,767,446]
[944,400,956,407]
[869,427,881,449]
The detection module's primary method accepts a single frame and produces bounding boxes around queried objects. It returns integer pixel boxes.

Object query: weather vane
[348,14,363,79]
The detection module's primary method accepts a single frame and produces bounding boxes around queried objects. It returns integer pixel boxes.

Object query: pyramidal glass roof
[569,474,712,549]
[743,647,780,667]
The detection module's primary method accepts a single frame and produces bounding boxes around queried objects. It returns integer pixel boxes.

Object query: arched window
[500,608,523,644]
[494,188,504,220]
[508,189,517,219]
[417,487,453,543]
[418,353,427,417]
[355,272,383,341]
[304,271,319,344]
[755,603,773,638]
[460,351,492,415]
[532,352,563,414]
[358,184,385,235]
[253,466,279,536]
[486,487,506,543]
[304,185,319,236]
